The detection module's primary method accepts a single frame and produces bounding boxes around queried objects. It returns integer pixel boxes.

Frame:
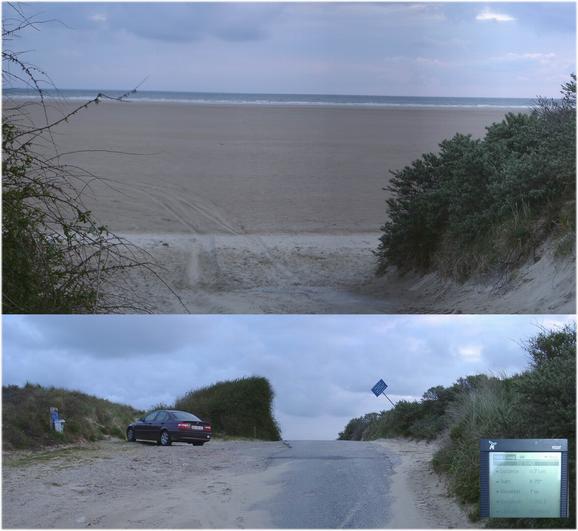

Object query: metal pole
[382,392,396,407]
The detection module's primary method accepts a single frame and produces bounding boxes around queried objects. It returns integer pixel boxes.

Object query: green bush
[376,76,576,278]
[2,383,142,449]
[174,376,281,441]
[339,375,494,443]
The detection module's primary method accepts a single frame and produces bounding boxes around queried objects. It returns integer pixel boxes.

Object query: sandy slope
[111,233,575,314]
[376,438,477,529]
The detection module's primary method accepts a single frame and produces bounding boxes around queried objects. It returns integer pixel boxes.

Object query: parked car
[126,409,212,446]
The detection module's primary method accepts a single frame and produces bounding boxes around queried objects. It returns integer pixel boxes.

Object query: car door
[153,411,170,440]
[138,411,159,440]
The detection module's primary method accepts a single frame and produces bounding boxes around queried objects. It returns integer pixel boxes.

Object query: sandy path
[110,233,575,314]
[375,438,476,528]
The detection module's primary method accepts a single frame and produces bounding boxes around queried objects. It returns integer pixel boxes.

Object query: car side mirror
[138,418,144,422]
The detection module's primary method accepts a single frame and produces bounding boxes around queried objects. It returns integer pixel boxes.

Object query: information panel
[480,439,568,518]
[489,452,561,517]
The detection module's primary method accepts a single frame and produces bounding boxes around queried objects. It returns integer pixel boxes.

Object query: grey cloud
[94,3,281,44]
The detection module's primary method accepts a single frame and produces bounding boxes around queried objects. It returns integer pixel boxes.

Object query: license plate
[191,425,203,430]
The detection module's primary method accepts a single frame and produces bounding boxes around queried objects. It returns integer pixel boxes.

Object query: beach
[16,99,573,313]
[32,100,511,234]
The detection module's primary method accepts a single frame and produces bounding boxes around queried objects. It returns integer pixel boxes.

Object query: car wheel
[192,442,204,446]
[160,430,172,446]
[127,428,136,442]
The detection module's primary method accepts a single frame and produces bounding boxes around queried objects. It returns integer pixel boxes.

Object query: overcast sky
[3,2,575,97]
[3,314,574,439]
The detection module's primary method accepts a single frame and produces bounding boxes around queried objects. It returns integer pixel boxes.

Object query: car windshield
[171,411,201,421]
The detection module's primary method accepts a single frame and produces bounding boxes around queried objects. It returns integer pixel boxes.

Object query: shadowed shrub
[376,76,576,278]
[174,376,281,441]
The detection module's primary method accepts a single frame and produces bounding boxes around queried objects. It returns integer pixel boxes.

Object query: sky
[2,2,575,97]
[3,314,575,440]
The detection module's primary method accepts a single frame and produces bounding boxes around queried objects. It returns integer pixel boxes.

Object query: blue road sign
[371,379,388,397]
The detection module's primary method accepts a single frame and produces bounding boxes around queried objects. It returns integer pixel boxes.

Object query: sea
[3,88,536,109]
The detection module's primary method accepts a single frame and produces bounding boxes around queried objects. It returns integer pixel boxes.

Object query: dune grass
[2,383,142,450]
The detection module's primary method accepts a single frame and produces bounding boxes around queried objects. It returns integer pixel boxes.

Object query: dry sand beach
[17,99,574,313]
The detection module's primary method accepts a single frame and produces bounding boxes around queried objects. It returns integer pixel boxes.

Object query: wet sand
[24,100,513,234]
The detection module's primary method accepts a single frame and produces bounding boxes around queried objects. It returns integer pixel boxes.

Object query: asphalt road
[3,439,406,528]
[258,440,398,528]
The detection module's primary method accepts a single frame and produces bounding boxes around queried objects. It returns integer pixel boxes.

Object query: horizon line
[3,86,547,101]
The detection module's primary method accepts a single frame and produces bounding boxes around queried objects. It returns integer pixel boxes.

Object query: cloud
[457,345,483,362]
[88,14,107,23]
[507,52,556,62]
[488,52,558,66]
[106,3,281,44]
[476,10,516,23]
[415,56,449,68]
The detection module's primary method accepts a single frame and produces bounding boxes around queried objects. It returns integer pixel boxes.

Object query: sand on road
[2,438,477,528]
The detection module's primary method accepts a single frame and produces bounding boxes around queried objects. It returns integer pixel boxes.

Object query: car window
[170,411,201,421]
[143,411,159,422]
[156,411,169,423]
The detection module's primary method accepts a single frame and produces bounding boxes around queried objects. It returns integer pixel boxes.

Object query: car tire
[192,442,204,446]
[127,428,136,442]
[160,430,172,446]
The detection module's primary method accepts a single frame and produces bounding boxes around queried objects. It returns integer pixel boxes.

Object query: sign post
[371,379,396,407]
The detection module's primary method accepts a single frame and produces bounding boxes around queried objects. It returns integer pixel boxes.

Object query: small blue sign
[371,379,388,397]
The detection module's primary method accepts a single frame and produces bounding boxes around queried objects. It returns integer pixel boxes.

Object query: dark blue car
[127,409,212,446]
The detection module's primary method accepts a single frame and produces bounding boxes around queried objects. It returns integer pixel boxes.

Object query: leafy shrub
[174,376,281,441]
[376,76,576,278]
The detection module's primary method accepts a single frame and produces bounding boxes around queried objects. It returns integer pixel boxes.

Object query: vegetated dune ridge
[173,376,282,441]
[3,378,281,450]
[14,99,574,313]
[2,384,142,450]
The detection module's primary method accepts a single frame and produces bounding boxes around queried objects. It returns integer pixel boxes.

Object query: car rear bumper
[171,431,211,443]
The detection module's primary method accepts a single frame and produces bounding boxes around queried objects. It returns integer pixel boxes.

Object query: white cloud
[415,57,449,67]
[457,345,483,362]
[476,10,516,23]
[537,317,575,330]
[487,52,558,66]
[89,14,107,23]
